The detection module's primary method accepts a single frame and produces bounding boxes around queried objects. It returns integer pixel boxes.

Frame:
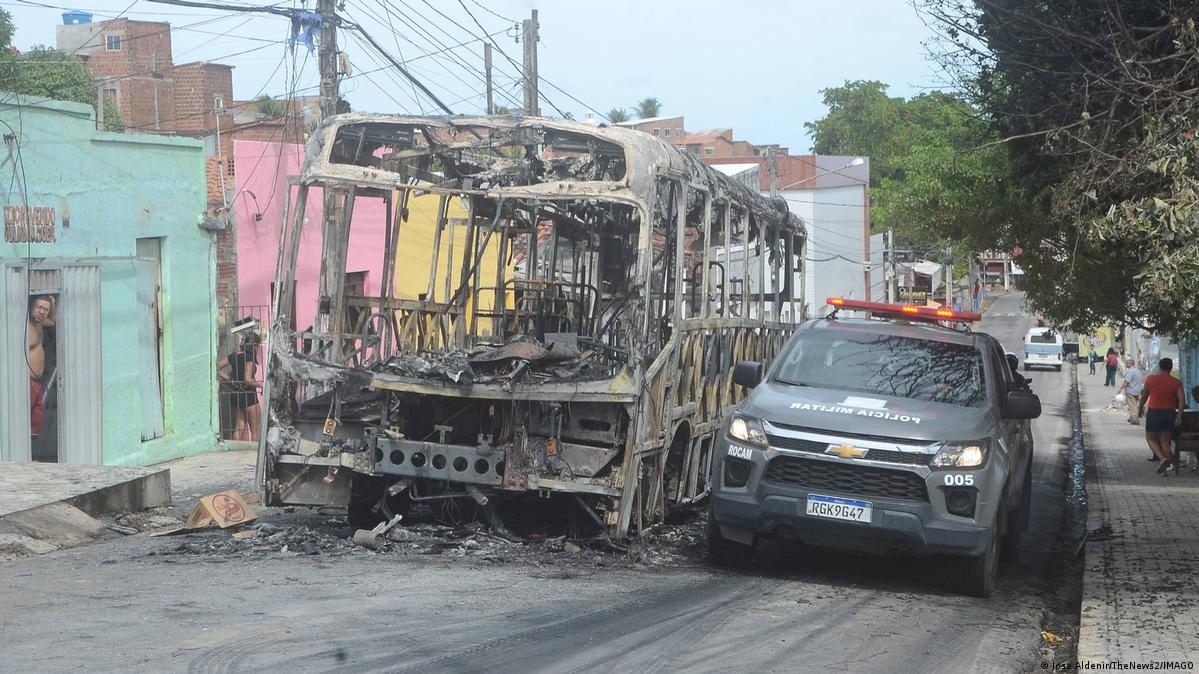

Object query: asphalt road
[0,293,1079,674]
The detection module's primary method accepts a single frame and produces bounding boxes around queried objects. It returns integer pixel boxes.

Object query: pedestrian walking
[1088,347,1098,375]
[1104,348,1119,386]
[1116,357,1144,425]
[1138,357,1185,475]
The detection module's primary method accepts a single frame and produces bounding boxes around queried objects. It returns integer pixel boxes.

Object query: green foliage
[252,94,288,119]
[920,0,1199,335]
[0,10,124,132]
[806,80,1029,251]
[0,8,13,50]
[635,97,661,119]
[606,107,629,123]
[0,46,94,104]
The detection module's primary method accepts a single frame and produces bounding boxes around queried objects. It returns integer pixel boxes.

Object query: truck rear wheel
[1001,466,1033,563]
[706,513,754,568]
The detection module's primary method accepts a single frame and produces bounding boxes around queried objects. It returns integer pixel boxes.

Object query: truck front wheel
[706,512,755,568]
[954,511,1000,597]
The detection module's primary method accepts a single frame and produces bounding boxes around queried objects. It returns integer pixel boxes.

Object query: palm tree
[635,97,661,119]
[253,94,288,119]
[607,107,630,123]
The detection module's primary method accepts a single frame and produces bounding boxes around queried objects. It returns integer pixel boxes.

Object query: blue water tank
[62,11,93,25]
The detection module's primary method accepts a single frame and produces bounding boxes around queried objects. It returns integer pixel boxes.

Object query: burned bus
[257,113,806,540]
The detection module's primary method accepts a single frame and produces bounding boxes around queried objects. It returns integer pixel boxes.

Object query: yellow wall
[394,192,513,338]
[1083,326,1114,357]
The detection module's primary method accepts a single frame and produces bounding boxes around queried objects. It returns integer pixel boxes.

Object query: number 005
[943,474,975,486]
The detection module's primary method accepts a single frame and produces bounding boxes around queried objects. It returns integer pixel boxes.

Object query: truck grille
[763,455,929,501]
[766,434,933,466]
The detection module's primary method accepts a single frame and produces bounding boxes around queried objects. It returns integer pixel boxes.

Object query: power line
[351,2,493,110]
[377,0,425,111]
[338,14,456,114]
[370,0,523,110]
[464,0,516,25]
[451,0,570,118]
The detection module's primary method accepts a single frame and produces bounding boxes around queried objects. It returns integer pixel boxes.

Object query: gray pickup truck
[708,301,1042,597]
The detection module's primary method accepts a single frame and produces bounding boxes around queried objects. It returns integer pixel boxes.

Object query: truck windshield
[774,330,986,407]
[1028,331,1059,344]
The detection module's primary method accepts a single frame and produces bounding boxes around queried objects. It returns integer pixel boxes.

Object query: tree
[0,10,123,131]
[606,107,629,123]
[806,81,1029,251]
[920,0,1199,335]
[635,97,661,119]
[252,95,288,119]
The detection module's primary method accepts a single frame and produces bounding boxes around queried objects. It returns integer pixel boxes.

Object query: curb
[1067,361,1089,547]
[1072,359,1105,661]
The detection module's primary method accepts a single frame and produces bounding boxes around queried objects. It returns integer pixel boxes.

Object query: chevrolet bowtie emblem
[826,443,868,459]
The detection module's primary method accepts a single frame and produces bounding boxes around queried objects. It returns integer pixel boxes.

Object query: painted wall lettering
[4,205,56,242]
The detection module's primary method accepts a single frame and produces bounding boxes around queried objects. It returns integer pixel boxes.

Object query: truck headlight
[728,414,768,447]
[930,440,989,469]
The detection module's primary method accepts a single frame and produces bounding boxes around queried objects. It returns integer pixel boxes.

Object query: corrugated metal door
[136,238,165,440]
[58,265,102,465]
[0,263,31,462]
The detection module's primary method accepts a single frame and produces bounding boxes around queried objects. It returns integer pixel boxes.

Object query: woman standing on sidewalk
[1104,348,1120,386]
[1138,357,1185,475]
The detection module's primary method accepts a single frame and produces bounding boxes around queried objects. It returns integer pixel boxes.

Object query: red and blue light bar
[827,297,982,323]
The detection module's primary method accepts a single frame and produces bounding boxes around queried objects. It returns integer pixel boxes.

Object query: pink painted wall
[233,140,388,333]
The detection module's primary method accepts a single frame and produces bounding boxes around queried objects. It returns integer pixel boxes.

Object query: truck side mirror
[1005,390,1042,419]
[733,361,762,389]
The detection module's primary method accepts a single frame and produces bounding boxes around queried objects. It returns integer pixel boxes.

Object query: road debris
[149,490,257,536]
[104,523,138,536]
[148,505,710,570]
[352,514,404,550]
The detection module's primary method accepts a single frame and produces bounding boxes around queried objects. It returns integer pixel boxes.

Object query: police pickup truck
[708,298,1042,597]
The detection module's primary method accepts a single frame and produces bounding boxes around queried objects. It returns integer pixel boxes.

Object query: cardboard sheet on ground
[149,490,257,537]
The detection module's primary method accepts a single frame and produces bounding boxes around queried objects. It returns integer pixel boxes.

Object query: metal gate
[57,264,102,464]
[0,261,102,464]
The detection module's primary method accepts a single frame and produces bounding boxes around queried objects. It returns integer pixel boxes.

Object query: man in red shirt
[1138,357,1185,474]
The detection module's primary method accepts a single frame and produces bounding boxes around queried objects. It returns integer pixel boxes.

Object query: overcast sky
[5,0,944,151]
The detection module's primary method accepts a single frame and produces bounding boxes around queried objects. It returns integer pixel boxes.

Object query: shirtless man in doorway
[28,295,52,436]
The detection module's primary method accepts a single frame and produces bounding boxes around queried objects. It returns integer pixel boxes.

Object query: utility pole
[944,247,953,310]
[318,0,339,121]
[885,228,895,303]
[484,43,494,115]
[521,10,540,116]
[966,253,976,311]
[316,0,344,361]
[766,146,779,197]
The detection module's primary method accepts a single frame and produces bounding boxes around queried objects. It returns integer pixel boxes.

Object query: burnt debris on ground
[142,502,708,570]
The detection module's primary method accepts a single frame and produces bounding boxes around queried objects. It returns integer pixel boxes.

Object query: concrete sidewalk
[1077,365,1199,662]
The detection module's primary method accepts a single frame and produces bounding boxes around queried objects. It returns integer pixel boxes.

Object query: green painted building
[0,95,218,466]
